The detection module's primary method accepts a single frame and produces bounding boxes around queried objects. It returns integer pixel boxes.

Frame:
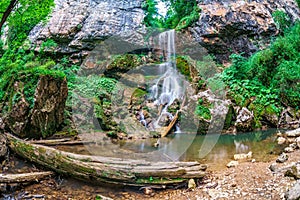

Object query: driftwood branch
[161,96,186,137]
[0,171,54,184]
[161,111,179,137]
[4,132,207,187]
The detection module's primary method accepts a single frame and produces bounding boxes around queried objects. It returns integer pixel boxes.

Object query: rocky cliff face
[29,0,145,62]
[192,0,300,62]
[30,0,299,63]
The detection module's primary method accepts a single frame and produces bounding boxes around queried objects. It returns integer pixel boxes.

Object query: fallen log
[4,132,207,187]
[30,138,94,146]
[0,171,54,184]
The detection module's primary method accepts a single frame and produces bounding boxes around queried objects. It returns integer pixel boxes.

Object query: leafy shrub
[195,99,211,120]
[2,0,55,47]
[143,0,200,30]
[222,21,300,126]
[0,49,65,110]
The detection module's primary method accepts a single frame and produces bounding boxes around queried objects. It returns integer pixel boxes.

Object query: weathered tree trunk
[0,171,53,184]
[5,132,206,187]
[30,138,93,146]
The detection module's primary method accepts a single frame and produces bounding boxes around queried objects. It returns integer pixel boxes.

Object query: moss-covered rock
[5,75,68,138]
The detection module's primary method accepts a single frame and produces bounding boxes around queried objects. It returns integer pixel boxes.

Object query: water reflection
[117,129,280,169]
[58,129,280,170]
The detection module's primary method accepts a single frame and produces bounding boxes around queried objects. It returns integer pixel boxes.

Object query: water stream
[148,30,185,131]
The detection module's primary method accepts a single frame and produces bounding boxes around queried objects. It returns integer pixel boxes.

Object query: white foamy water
[149,30,185,130]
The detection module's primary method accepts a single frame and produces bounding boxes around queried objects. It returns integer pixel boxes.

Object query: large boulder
[5,75,68,138]
[192,0,300,62]
[29,0,145,61]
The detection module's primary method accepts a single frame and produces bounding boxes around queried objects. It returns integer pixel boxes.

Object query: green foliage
[223,21,300,126]
[195,99,211,120]
[207,74,226,97]
[109,54,143,71]
[143,0,163,28]
[0,49,66,111]
[73,75,117,99]
[143,0,200,30]
[40,39,58,54]
[272,10,291,32]
[1,0,55,47]
[295,0,300,8]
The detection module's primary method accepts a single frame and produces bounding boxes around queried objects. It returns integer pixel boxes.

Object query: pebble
[285,147,295,153]
[277,136,286,145]
[227,160,239,168]
[188,179,196,189]
[276,153,288,163]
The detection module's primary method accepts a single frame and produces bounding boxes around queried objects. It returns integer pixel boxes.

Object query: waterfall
[149,30,185,131]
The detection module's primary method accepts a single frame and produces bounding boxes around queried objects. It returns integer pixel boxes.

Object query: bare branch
[0,0,18,32]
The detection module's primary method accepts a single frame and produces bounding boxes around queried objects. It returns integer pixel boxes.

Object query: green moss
[176,56,191,80]
[131,88,147,105]
[105,54,143,77]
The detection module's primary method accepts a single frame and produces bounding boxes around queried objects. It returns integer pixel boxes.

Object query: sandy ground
[2,149,299,200]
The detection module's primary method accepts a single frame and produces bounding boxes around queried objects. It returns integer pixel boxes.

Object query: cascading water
[149,30,186,132]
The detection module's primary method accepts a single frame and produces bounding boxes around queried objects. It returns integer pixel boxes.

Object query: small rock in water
[285,180,300,200]
[276,153,288,163]
[277,136,286,145]
[234,151,252,160]
[227,160,239,168]
[188,179,196,189]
